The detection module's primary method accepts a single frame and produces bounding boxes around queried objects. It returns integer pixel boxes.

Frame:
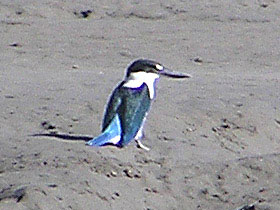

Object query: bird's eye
[155,64,164,71]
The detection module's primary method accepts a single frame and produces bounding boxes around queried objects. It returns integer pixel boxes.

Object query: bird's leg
[134,126,150,151]
[135,139,150,151]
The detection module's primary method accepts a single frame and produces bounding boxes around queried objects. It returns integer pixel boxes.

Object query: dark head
[126,59,191,79]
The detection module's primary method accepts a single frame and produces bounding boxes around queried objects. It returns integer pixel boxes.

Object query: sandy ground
[1,1,280,209]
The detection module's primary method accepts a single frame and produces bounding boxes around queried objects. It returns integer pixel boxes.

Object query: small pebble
[134,173,141,178]
[259,187,266,193]
[41,121,56,130]
[186,128,194,132]
[74,9,93,18]
[5,95,15,99]
[193,57,203,64]
[71,117,79,122]
[212,127,218,132]
[221,123,230,129]
[260,3,268,8]
[80,10,93,18]
[235,102,243,107]
[72,65,79,69]
[236,111,243,118]
[123,169,133,178]
[9,43,22,47]
[47,184,58,188]
[110,171,117,177]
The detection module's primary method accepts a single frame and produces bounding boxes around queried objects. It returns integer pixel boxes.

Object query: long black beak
[160,68,191,79]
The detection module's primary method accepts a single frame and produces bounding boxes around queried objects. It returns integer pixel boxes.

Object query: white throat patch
[123,72,159,99]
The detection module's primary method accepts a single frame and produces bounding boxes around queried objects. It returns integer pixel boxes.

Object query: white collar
[123,72,159,99]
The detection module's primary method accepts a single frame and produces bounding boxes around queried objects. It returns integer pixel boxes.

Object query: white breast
[123,72,159,99]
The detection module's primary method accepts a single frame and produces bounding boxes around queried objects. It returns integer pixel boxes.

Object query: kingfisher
[86,59,191,150]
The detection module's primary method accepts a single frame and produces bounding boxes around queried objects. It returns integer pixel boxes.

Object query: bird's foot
[135,139,150,151]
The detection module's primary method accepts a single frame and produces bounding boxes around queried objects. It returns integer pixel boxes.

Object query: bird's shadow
[31,133,93,142]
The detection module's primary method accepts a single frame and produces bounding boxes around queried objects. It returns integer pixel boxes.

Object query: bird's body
[102,81,151,147]
[87,59,191,150]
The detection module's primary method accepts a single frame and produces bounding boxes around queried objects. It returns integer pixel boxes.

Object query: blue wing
[86,114,122,147]
[117,85,151,146]
[88,82,151,148]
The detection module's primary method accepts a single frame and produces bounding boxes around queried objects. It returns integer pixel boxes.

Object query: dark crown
[126,59,163,77]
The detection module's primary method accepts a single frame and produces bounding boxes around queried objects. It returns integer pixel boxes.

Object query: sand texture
[1,1,280,209]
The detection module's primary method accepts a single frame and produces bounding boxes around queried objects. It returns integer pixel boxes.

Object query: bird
[86,59,191,150]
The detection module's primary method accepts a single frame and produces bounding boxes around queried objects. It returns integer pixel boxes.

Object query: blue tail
[86,115,122,147]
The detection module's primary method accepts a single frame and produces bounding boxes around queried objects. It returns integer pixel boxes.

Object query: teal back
[102,83,151,147]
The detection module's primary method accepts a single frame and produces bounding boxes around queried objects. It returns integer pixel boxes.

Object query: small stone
[9,43,22,47]
[259,187,266,193]
[110,171,117,177]
[123,169,133,178]
[72,65,79,69]
[134,173,141,178]
[200,188,208,195]
[260,3,268,8]
[235,102,243,107]
[145,188,158,193]
[111,192,120,200]
[221,123,230,129]
[162,136,174,141]
[145,188,152,192]
[74,9,93,18]
[236,111,243,118]
[193,57,203,64]
[80,10,93,18]
[41,121,56,130]
[16,10,24,15]
[71,117,79,122]
[212,127,218,132]
[151,188,158,193]
[235,203,255,210]
[47,184,58,188]
[5,95,14,99]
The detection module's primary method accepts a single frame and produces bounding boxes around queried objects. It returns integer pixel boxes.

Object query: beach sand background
[1,1,280,209]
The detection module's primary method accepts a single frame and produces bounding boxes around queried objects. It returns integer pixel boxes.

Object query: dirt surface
[1,1,280,209]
